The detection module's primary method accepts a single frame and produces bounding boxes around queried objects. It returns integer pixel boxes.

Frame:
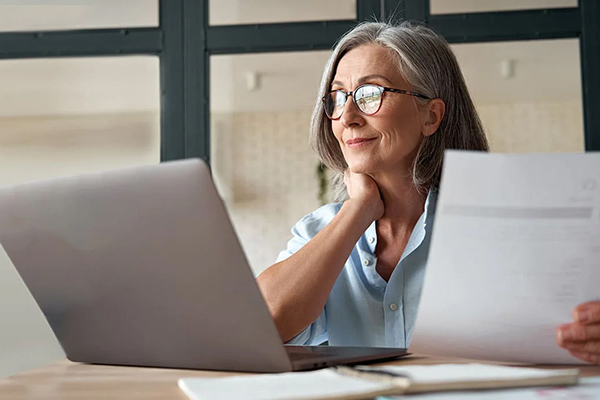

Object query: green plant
[316,162,328,205]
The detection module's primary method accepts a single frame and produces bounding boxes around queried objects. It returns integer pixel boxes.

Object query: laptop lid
[0,159,294,373]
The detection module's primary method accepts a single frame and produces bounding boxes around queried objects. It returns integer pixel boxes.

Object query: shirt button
[369,237,375,244]
[363,259,370,266]
[389,303,398,311]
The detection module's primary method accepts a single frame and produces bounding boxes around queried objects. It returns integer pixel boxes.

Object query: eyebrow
[331,74,394,88]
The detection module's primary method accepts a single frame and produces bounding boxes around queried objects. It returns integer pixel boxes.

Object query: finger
[573,301,600,325]
[575,300,600,310]
[569,350,600,365]
[560,340,600,354]
[558,323,600,343]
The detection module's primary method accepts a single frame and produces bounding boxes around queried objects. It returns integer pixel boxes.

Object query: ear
[422,99,445,137]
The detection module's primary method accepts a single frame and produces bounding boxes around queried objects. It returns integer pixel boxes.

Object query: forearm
[257,200,374,342]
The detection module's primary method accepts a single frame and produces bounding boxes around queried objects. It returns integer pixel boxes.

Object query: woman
[256,21,600,365]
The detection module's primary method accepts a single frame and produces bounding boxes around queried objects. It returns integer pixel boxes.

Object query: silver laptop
[0,159,408,373]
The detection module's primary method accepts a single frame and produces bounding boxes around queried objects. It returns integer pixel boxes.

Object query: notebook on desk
[178,363,580,400]
[0,159,408,373]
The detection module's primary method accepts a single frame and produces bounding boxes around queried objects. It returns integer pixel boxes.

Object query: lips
[346,137,376,146]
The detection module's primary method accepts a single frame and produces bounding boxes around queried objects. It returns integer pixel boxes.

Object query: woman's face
[330,44,432,177]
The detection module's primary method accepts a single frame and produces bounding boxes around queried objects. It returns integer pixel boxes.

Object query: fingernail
[560,327,573,341]
[577,310,590,323]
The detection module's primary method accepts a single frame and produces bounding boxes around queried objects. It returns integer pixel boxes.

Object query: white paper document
[411,151,600,364]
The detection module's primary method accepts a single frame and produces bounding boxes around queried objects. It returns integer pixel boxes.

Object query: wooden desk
[1,356,599,400]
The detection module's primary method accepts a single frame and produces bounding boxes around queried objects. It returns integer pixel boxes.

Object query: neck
[370,170,427,230]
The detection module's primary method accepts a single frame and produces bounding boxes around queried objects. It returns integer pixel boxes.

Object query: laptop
[0,159,408,373]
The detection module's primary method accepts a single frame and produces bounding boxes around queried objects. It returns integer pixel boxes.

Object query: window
[452,38,583,153]
[0,0,158,32]
[430,0,577,15]
[0,56,160,185]
[210,51,331,274]
[210,0,356,25]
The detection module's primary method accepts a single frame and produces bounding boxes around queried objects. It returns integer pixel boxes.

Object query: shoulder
[291,202,343,240]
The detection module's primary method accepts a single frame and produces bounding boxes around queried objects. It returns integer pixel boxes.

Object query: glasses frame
[322,83,431,120]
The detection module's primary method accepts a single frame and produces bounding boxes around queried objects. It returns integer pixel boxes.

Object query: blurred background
[0,0,589,277]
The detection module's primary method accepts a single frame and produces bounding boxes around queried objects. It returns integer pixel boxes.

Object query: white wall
[480,101,584,154]
[212,111,321,275]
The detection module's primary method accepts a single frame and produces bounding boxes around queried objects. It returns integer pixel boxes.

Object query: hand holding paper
[411,151,600,365]
[558,300,600,364]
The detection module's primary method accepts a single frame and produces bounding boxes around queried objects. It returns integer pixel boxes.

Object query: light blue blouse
[276,193,437,348]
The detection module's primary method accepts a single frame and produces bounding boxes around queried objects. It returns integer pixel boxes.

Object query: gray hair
[310,21,489,201]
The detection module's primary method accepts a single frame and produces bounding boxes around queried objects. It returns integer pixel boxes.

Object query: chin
[348,163,376,175]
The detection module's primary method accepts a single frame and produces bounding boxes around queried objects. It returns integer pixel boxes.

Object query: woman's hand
[557,301,600,364]
[344,170,384,221]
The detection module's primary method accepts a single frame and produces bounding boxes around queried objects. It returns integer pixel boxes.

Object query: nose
[338,93,365,129]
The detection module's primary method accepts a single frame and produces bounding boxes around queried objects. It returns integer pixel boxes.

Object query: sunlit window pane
[430,0,576,14]
[0,0,158,32]
[0,56,160,185]
[210,0,356,25]
[452,38,583,153]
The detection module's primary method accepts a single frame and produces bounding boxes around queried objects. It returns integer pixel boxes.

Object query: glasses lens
[323,91,346,119]
[354,85,382,115]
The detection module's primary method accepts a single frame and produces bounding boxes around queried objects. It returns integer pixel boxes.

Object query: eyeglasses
[322,83,431,120]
